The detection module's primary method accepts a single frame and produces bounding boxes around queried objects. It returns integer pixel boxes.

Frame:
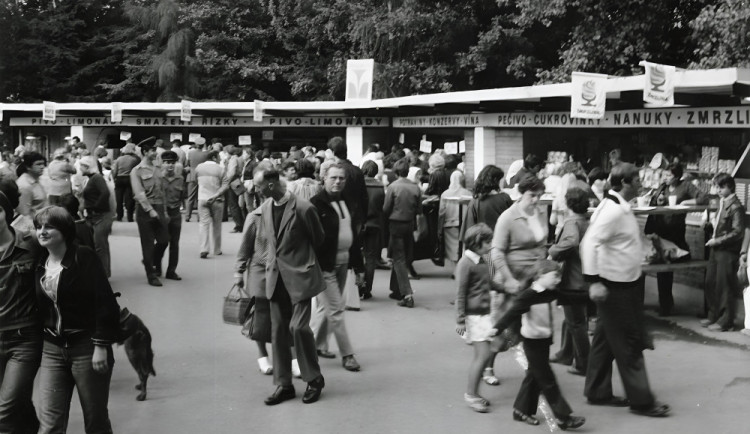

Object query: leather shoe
[397,296,414,308]
[342,355,361,372]
[549,355,572,366]
[567,367,586,377]
[317,349,336,359]
[165,272,182,281]
[302,376,324,404]
[147,276,162,287]
[587,396,630,407]
[200,252,208,259]
[264,386,295,406]
[558,415,586,430]
[388,293,403,301]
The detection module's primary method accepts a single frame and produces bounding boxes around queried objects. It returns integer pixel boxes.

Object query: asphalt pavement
[50,219,750,434]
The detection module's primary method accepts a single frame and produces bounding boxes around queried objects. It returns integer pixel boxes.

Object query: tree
[689,0,750,69]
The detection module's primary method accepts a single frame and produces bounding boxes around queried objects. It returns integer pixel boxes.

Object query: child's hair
[463,223,493,252]
[522,259,561,288]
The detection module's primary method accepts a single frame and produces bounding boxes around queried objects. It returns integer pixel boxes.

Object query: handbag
[229,178,246,196]
[738,263,749,288]
[241,297,272,343]
[222,284,253,325]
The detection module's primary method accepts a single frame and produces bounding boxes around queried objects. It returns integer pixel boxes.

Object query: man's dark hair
[667,163,683,180]
[609,163,639,191]
[262,169,281,182]
[393,157,410,178]
[523,153,542,170]
[361,160,378,177]
[327,136,347,159]
[714,172,735,192]
[16,152,46,177]
[587,167,608,185]
[59,193,81,219]
[565,188,590,214]
[206,150,220,162]
[282,160,296,172]
[443,154,460,171]
[161,151,178,162]
[170,139,182,146]
[295,159,315,179]
[517,176,545,194]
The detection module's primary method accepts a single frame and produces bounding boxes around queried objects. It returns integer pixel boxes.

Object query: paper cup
[668,195,677,206]
[637,197,648,208]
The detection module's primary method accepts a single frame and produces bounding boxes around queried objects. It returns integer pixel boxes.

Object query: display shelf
[642,260,709,273]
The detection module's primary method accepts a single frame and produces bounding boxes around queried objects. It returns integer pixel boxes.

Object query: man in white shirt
[195,151,229,258]
[580,163,669,418]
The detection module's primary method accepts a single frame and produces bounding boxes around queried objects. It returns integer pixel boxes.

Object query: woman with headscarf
[438,171,472,269]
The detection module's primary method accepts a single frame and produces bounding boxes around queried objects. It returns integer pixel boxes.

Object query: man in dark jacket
[309,163,361,372]
[361,160,385,299]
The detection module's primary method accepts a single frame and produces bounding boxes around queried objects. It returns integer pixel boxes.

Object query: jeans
[38,340,114,434]
[225,189,245,231]
[0,326,42,433]
[135,204,169,278]
[114,177,134,221]
[198,199,223,255]
[86,213,113,278]
[362,226,382,294]
[388,220,413,297]
[310,264,354,357]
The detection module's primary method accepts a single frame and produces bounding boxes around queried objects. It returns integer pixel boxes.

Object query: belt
[43,330,92,348]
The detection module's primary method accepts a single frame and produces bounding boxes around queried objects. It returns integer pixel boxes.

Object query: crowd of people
[0,132,746,432]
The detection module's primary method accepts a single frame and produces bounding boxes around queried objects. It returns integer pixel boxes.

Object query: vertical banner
[0,103,3,122]
[238,135,252,146]
[570,72,607,119]
[345,59,375,102]
[43,101,57,121]
[169,133,183,142]
[419,139,432,153]
[444,142,458,155]
[642,61,675,106]
[459,140,466,153]
[180,100,192,122]
[111,102,122,123]
[253,100,263,122]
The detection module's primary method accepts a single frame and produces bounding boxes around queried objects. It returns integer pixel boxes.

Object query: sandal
[464,394,490,413]
[482,368,501,386]
[630,402,670,417]
[513,409,540,426]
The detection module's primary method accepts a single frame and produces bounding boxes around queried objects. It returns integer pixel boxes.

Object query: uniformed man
[156,151,185,281]
[130,142,169,287]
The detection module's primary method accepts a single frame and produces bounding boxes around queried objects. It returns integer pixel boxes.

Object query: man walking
[156,151,185,280]
[309,163,361,371]
[195,151,228,258]
[384,157,422,308]
[131,142,169,287]
[580,163,670,417]
[80,156,113,278]
[224,145,245,233]
[256,169,326,405]
[112,143,140,222]
[185,138,210,222]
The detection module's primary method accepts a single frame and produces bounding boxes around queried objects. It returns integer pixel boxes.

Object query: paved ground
[50,219,750,434]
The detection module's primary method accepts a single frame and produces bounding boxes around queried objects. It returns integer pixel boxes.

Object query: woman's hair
[58,194,81,219]
[16,152,46,177]
[361,160,378,177]
[609,163,639,191]
[667,163,683,181]
[587,167,608,185]
[473,165,505,200]
[565,188,590,214]
[282,160,296,172]
[523,154,542,170]
[295,158,316,179]
[713,172,735,192]
[33,206,76,245]
[517,176,545,194]
[463,223,493,252]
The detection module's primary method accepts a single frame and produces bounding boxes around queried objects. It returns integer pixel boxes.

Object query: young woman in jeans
[0,179,43,433]
[33,206,121,433]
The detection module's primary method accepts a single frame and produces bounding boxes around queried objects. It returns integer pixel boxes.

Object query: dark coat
[548,214,589,294]
[310,190,358,272]
[364,177,385,229]
[339,159,369,230]
[35,244,120,345]
[711,194,745,252]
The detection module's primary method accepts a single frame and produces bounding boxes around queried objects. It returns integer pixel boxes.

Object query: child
[494,259,586,430]
[455,223,497,413]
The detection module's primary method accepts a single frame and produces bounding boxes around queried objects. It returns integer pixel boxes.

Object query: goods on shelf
[546,151,568,164]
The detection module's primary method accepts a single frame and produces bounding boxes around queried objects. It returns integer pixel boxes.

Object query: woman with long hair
[33,206,120,433]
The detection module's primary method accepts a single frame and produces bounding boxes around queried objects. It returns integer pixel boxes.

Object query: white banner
[180,100,192,122]
[170,133,182,142]
[111,102,122,123]
[43,101,57,121]
[238,135,252,146]
[188,133,201,143]
[345,59,375,102]
[253,100,263,122]
[571,72,608,119]
[419,140,432,153]
[459,140,466,153]
[119,131,132,141]
[444,142,458,154]
[642,61,675,106]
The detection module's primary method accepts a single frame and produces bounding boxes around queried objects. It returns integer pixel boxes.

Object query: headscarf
[428,153,445,174]
[441,171,471,198]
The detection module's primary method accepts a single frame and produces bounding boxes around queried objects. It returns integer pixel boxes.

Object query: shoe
[153,266,162,277]
[360,292,373,300]
[317,350,336,359]
[558,415,586,430]
[200,252,208,259]
[376,260,391,270]
[407,265,421,279]
[291,359,301,378]
[165,272,182,280]
[257,357,273,375]
[482,368,500,386]
[513,409,539,426]
[185,217,190,222]
[264,386,295,405]
[587,396,630,407]
[397,296,414,308]
[302,376,324,404]
[116,217,122,222]
[630,402,670,417]
[216,251,223,256]
[231,228,242,233]
[550,355,573,366]
[345,306,360,312]
[464,394,489,413]
[388,293,403,301]
[707,323,729,332]
[342,355,361,372]
[567,367,586,377]
[147,276,162,287]
[741,329,750,337]
[700,319,713,327]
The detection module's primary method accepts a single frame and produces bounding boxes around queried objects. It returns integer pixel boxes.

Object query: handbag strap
[227,283,251,299]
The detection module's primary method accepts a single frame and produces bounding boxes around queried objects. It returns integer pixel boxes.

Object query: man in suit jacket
[185,138,211,222]
[256,168,327,405]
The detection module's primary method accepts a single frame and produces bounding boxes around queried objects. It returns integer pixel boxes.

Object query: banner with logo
[111,102,122,123]
[253,100,263,122]
[642,61,675,106]
[43,101,57,121]
[180,100,192,122]
[345,59,375,102]
[570,72,608,119]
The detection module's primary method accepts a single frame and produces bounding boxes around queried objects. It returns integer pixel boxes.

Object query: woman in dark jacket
[33,206,120,434]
